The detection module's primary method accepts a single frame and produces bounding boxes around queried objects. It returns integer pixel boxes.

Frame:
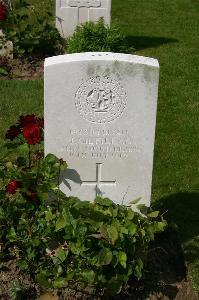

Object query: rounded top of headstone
[45,53,159,68]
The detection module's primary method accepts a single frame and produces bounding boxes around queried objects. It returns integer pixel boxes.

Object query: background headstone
[0,29,13,59]
[56,0,111,37]
[45,52,159,206]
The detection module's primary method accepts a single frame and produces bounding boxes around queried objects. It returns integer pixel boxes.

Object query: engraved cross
[68,0,101,8]
[68,0,101,24]
[81,163,116,197]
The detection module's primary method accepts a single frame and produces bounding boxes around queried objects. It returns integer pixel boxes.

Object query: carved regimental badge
[75,76,127,124]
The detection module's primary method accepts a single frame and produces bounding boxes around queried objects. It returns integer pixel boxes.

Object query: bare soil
[0,228,198,300]
[0,57,44,80]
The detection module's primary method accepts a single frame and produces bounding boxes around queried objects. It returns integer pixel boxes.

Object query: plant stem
[28,144,31,168]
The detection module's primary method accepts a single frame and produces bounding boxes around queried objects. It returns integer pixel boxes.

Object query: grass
[0,0,199,295]
[112,0,199,293]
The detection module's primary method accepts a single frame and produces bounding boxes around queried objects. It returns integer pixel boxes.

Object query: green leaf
[55,248,68,262]
[0,67,8,76]
[53,277,68,288]
[107,225,118,245]
[127,209,134,220]
[118,251,127,269]
[95,197,113,207]
[17,260,29,270]
[148,211,159,218]
[134,258,143,280]
[120,226,128,235]
[81,270,95,283]
[128,197,142,205]
[99,224,108,240]
[67,271,75,281]
[156,221,167,232]
[98,248,112,265]
[36,273,52,288]
[0,207,5,220]
[39,192,48,201]
[89,233,103,240]
[45,209,55,222]
[32,239,40,247]
[70,241,87,255]
[140,228,145,237]
[128,223,137,236]
[55,216,67,231]
[108,277,123,295]
[44,154,58,164]
[6,227,17,242]
[18,143,29,153]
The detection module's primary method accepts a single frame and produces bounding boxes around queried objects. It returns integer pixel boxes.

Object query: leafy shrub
[67,18,133,54]
[0,115,166,297]
[1,0,64,56]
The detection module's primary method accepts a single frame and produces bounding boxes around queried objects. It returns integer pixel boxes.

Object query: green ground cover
[0,0,198,295]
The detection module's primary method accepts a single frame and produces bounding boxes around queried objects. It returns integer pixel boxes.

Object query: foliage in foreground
[67,18,133,54]
[1,0,63,55]
[0,116,167,297]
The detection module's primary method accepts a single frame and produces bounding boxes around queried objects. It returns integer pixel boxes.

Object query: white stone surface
[0,29,13,59]
[45,52,159,206]
[56,0,111,37]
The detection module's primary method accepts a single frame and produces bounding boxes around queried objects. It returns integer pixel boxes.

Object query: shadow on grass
[154,192,199,264]
[113,227,190,300]
[126,35,178,50]
[114,193,199,299]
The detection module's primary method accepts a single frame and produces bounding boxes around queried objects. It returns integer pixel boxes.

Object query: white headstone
[45,52,159,206]
[56,0,111,37]
[0,29,13,59]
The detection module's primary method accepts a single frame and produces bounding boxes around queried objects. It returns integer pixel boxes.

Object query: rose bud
[27,189,37,201]
[18,115,36,128]
[5,125,21,141]
[5,180,22,194]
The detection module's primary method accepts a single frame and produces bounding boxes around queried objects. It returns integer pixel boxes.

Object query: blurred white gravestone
[56,0,111,37]
[45,53,159,206]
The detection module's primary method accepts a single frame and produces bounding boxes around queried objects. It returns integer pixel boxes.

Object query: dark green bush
[67,18,133,54]
[1,0,64,56]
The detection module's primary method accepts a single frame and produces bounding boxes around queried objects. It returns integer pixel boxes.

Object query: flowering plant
[2,114,66,204]
[0,115,167,297]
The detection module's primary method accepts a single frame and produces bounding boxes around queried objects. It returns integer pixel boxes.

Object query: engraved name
[68,0,101,8]
[65,128,138,159]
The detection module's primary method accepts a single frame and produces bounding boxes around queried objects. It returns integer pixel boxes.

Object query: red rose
[18,115,36,128]
[23,123,41,145]
[5,125,21,140]
[6,180,22,194]
[0,3,7,21]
